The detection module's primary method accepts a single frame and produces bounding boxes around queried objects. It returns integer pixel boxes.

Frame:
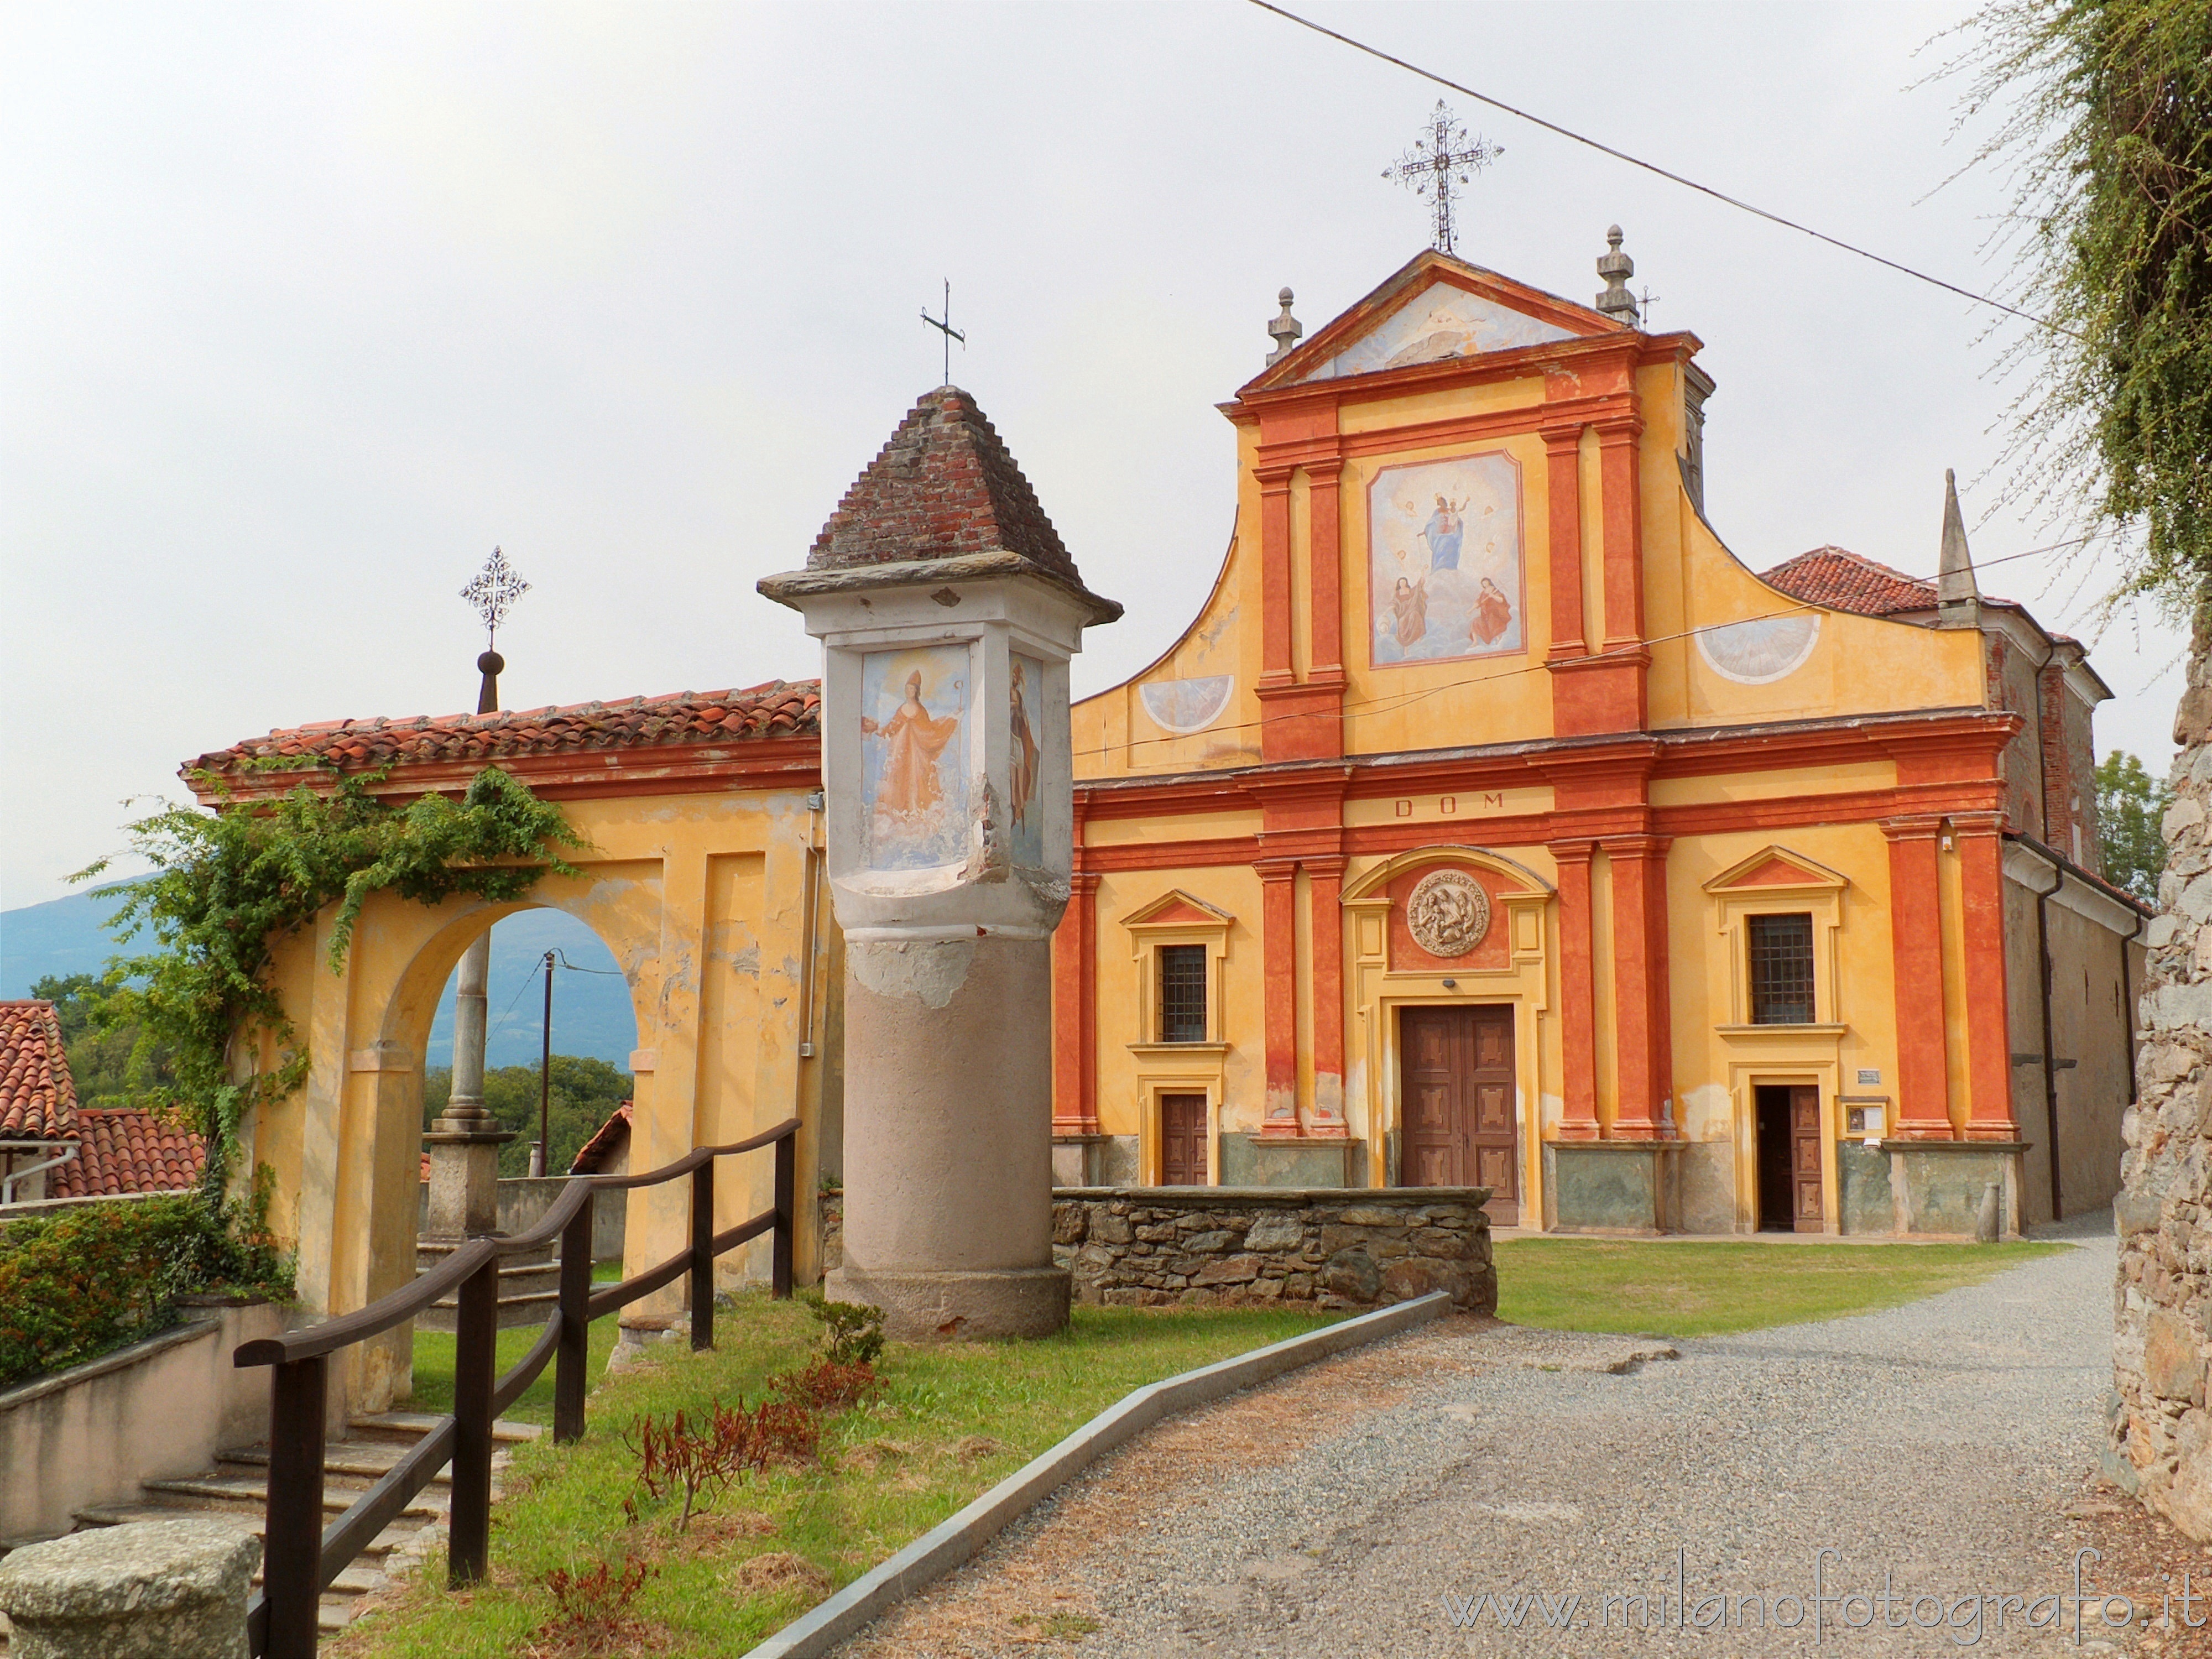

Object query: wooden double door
[1401,1004,1519,1223]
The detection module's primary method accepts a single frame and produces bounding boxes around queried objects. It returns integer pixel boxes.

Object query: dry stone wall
[1050,1188,1496,1313]
[2114,615,2212,1533]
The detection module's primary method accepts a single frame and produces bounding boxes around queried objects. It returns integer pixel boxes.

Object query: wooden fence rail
[232,1117,800,1658]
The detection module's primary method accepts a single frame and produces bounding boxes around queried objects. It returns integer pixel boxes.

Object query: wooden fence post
[690,1162,714,1352]
[262,1354,327,1659]
[555,1191,594,1445]
[773,1129,796,1299]
[448,1253,499,1586]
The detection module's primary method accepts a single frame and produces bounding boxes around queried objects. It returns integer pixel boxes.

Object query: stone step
[69,1503,421,1564]
[131,1473,448,1521]
[348,1410,542,1446]
[217,1443,455,1489]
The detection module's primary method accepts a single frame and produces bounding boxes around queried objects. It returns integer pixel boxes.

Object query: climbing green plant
[77,763,588,1195]
[1943,0,2212,607]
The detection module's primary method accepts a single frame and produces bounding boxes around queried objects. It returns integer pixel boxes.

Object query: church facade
[1050,246,2146,1235]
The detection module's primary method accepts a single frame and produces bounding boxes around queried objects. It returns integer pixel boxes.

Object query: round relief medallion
[1405,869,1491,958]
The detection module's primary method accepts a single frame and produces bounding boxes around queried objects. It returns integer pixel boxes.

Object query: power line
[1244,0,2074,340]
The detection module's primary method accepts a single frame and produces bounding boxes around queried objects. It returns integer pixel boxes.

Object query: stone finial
[1266,287,1303,367]
[1595,225,1639,329]
[1936,468,1981,628]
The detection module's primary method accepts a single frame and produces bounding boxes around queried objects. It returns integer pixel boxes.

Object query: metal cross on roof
[1384,101,1501,256]
[460,546,530,649]
[921,279,965,387]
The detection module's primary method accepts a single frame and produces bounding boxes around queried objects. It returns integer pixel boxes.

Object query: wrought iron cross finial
[1384,101,1501,255]
[921,280,965,387]
[460,546,530,650]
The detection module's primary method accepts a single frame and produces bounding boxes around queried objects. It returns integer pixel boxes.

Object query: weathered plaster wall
[1052,1187,1494,1312]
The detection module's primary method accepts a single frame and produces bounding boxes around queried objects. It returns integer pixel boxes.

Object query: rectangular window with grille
[1747,912,1816,1025]
[1157,945,1208,1044]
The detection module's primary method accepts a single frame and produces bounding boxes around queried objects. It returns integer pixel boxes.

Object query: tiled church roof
[52,1108,207,1199]
[808,386,1078,579]
[0,1001,77,1141]
[189,680,821,777]
[1760,546,1936,617]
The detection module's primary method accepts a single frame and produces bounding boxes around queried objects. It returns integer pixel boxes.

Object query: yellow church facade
[1052,247,2144,1236]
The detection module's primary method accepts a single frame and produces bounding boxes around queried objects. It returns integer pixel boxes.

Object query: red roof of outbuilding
[570,1100,633,1175]
[50,1108,206,1199]
[0,1001,78,1142]
[1760,546,1936,617]
[187,680,821,778]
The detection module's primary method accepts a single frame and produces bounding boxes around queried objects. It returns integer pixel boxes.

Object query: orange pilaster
[1596,416,1645,651]
[1883,817,1954,1139]
[1051,869,1099,1136]
[1257,464,1296,690]
[1953,814,2019,1140]
[1603,834,1674,1140]
[1258,858,1300,1136]
[1306,855,1348,1138]
[1542,426,1586,661]
[1550,838,1600,1139]
[1307,461,1345,679]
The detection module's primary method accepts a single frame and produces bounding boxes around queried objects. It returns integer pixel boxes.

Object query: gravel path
[837,1231,2201,1658]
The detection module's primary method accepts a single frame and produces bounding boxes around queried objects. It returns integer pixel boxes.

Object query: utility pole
[533,950,555,1178]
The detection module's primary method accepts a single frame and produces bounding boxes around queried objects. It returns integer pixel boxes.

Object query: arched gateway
[186,684,833,1414]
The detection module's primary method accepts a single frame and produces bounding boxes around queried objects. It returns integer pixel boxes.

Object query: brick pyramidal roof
[190,680,820,778]
[766,387,1120,623]
[0,1001,77,1141]
[808,387,1078,577]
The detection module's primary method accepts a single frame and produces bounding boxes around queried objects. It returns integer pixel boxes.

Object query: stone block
[1244,1215,1306,1253]
[2119,1185,2168,1238]
[1052,1206,1087,1245]
[0,1519,258,1659]
[1323,1248,1382,1303]
[1183,1230,1237,1253]
[2146,1310,2206,1404]
[1380,1257,1463,1305]
[1332,1206,1409,1227]
[1284,1271,1314,1297]
[1091,1211,1134,1245]
[1193,1254,1261,1287]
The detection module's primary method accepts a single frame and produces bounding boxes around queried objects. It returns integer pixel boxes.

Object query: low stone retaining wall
[1051,1187,1494,1313]
[0,1298,284,1545]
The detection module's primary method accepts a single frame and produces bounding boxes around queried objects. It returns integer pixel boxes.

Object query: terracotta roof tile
[50,1108,206,1199]
[189,679,820,778]
[1760,546,1936,617]
[0,1002,77,1142]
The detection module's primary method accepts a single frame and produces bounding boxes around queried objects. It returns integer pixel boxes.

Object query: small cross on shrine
[921,280,966,387]
[1384,101,1501,256]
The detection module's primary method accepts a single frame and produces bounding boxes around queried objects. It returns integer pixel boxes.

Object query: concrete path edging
[740,1291,1453,1659]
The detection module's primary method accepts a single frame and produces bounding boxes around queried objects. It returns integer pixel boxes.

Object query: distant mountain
[1,889,635,1069]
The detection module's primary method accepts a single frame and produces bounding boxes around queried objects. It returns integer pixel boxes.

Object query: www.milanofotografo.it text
[1439,1550,2198,1645]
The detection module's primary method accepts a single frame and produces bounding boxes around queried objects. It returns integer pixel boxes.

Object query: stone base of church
[827,1265,1071,1342]
[1543,1140,1684,1234]
[1217,1133,1358,1188]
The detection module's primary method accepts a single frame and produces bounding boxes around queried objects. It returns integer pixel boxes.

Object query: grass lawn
[1494,1237,2065,1338]
[334,1295,1336,1656]
[405,1262,626,1427]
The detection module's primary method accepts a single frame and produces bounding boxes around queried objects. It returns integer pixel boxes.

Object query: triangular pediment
[1119,890,1235,931]
[1704,847,1850,895]
[1253,250,1620,392]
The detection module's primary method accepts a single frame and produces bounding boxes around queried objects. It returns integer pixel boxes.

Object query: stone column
[0,1519,258,1659]
[759,384,1120,1342]
[424,928,513,1238]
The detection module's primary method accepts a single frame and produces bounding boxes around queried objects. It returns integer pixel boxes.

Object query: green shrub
[0,1180,292,1389]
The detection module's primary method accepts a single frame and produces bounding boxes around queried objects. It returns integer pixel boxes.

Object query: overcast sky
[1,1,2186,910]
